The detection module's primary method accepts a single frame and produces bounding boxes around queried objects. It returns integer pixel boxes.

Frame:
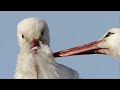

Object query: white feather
[15,17,79,79]
[98,28,120,59]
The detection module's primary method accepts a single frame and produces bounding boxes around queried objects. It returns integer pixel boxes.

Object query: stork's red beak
[53,40,107,58]
[30,39,39,49]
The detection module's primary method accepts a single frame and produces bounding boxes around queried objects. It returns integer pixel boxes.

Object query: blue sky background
[0,11,120,79]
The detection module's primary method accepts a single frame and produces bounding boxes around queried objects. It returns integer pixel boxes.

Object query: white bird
[14,17,79,79]
[54,28,120,59]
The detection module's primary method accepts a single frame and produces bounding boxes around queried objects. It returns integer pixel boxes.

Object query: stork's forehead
[99,28,120,40]
[17,17,47,34]
[109,28,120,33]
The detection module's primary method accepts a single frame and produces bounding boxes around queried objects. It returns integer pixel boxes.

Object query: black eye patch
[41,31,44,35]
[22,34,24,38]
[104,32,114,38]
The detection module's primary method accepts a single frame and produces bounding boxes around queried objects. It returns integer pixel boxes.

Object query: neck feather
[14,45,60,79]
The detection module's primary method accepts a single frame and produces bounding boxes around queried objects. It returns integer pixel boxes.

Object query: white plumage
[96,28,120,59]
[14,17,79,79]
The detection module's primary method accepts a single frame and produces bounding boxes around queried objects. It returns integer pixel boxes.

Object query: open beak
[53,40,107,58]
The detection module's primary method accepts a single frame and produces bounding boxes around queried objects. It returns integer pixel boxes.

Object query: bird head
[17,17,50,53]
[97,28,120,58]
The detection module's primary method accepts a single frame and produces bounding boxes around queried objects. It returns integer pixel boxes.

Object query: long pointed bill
[53,40,107,58]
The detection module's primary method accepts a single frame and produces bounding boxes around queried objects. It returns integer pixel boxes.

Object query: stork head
[54,28,120,59]
[97,28,120,58]
[17,17,50,53]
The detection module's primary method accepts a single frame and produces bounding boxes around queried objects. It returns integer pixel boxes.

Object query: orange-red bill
[30,39,39,49]
[53,40,106,57]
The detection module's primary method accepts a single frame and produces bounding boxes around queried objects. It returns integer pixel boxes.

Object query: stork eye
[41,30,44,36]
[104,32,114,38]
[22,34,24,38]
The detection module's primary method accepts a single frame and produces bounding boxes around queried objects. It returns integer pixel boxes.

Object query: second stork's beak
[53,40,107,58]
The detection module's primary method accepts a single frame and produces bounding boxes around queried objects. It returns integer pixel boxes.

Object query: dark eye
[104,32,114,38]
[41,31,44,35]
[22,34,24,38]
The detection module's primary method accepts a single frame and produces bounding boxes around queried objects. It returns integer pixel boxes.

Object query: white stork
[14,17,79,79]
[54,28,120,59]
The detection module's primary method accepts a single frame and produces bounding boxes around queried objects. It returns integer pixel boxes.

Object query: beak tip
[53,52,60,57]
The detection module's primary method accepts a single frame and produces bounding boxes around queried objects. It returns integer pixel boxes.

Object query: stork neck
[15,47,60,79]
